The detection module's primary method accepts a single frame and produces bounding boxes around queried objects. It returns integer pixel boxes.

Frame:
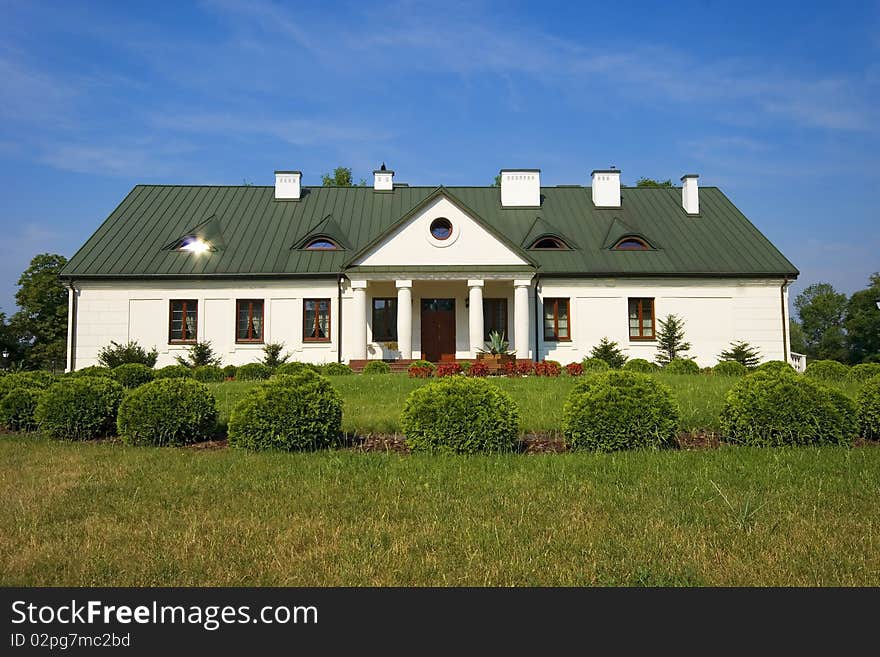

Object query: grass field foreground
[1,435,878,586]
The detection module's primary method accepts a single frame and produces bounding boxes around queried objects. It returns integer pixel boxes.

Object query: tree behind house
[635,178,673,187]
[12,253,69,371]
[844,272,880,363]
[794,283,847,361]
[590,337,628,368]
[655,314,691,365]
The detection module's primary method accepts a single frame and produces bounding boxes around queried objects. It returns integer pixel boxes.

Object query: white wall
[71,279,340,369]
[537,277,789,366]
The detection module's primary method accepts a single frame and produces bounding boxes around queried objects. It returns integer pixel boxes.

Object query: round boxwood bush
[321,362,354,376]
[228,372,342,450]
[117,378,218,446]
[857,374,880,440]
[362,360,391,375]
[400,377,520,453]
[713,360,748,377]
[276,362,320,377]
[720,371,857,446]
[67,365,113,379]
[754,360,796,376]
[664,358,700,375]
[112,363,155,389]
[0,387,43,431]
[581,358,610,374]
[562,371,679,452]
[0,371,57,398]
[154,364,193,379]
[35,376,124,440]
[850,363,880,383]
[622,358,657,373]
[192,365,225,383]
[222,364,238,380]
[236,363,274,381]
[804,359,849,382]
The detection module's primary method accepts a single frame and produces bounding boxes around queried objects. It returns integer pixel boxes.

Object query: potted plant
[476,331,516,373]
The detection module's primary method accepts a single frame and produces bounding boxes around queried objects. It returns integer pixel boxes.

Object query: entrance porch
[346,275,534,364]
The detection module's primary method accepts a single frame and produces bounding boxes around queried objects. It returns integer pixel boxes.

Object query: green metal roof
[60,184,798,279]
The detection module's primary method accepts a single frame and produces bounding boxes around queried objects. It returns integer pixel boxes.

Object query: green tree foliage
[655,314,691,365]
[589,337,628,369]
[635,178,673,187]
[322,167,353,186]
[844,273,880,364]
[175,341,221,367]
[12,253,68,371]
[718,341,761,368]
[789,319,807,354]
[794,283,847,361]
[491,174,501,187]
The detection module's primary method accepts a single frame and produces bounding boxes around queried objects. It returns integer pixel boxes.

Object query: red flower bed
[504,360,534,376]
[408,365,433,378]
[565,362,583,376]
[436,362,463,377]
[534,360,561,377]
[468,361,490,377]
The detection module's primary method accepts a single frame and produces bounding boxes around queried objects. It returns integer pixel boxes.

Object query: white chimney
[373,163,394,191]
[591,168,621,207]
[681,174,699,214]
[274,170,301,200]
[500,169,541,207]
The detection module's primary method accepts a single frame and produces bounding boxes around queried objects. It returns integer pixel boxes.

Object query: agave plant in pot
[476,330,516,373]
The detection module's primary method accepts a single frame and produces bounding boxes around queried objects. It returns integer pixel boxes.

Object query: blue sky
[1,0,879,314]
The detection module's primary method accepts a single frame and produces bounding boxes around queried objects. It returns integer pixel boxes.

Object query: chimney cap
[274,170,302,174]
[680,173,699,180]
[373,165,394,174]
[500,168,541,173]
[591,169,620,175]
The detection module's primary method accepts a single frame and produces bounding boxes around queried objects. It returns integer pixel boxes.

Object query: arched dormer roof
[522,216,576,250]
[292,214,348,250]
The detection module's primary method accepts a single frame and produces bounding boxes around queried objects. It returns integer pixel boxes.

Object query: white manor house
[61,166,800,370]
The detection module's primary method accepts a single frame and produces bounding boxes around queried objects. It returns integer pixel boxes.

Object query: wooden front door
[420,298,456,362]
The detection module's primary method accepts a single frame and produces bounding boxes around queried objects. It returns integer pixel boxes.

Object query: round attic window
[429,217,453,240]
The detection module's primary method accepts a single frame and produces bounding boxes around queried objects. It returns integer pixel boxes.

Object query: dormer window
[530,236,568,250]
[613,236,650,251]
[304,238,340,250]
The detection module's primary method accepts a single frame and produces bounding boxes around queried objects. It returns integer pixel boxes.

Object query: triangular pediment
[522,216,577,249]
[349,188,532,268]
[602,216,660,250]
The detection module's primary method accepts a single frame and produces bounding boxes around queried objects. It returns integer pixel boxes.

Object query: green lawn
[209,373,863,435]
[1,435,877,586]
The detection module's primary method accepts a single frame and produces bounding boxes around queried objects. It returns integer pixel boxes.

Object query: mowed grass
[209,373,863,435]
[1,435,878,586]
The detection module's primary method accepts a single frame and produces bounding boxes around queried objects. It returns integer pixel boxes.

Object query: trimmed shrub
[0,387,43,431]
[35,377,124,440]
[236,363,274,381]
[228,373,342,451]
[665,358,700,375]
[850,363,880,383]
[804,359,849,382]
[713,360,748,377]
[410,360,435,371]
[565,362,584,376]
[222,364,238,380]
[622,358,657,374]
[67,365,113,379]
[581,358,610,374]
[192,365,225,383]
[535,360,561,377]
[321,362,354,376]
[754,360,796,376]
[112,363,155,389]
[436,362,462,377]
[720,371,857,446]
[400,377,520,453]
[276,362,320,377]
[98,340,158,368]
[408,361,435,378]
[857,375,880,440]
[468,361,490,377]
[562,371,679,451]
[363,361,392,375]
[154,365,193,379]
[0,371,56,398]
[117,378,218,446]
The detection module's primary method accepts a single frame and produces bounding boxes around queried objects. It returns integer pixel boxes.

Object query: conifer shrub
[562,371,679,452]
[664,358,700,375]
[720,371,857,446]
[713,360,748,377]
[804,359,849,382]
[35,376,124,440]
[228,372,342,451]
[112,363,155,389]
[400,377,520,453]
[117,378,218,446]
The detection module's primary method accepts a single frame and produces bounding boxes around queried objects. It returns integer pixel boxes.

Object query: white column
[513,279,531,359]
[66,285,75,372]
[396,279,413,360]
[351,280,368,360]
[468,279,484,355]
